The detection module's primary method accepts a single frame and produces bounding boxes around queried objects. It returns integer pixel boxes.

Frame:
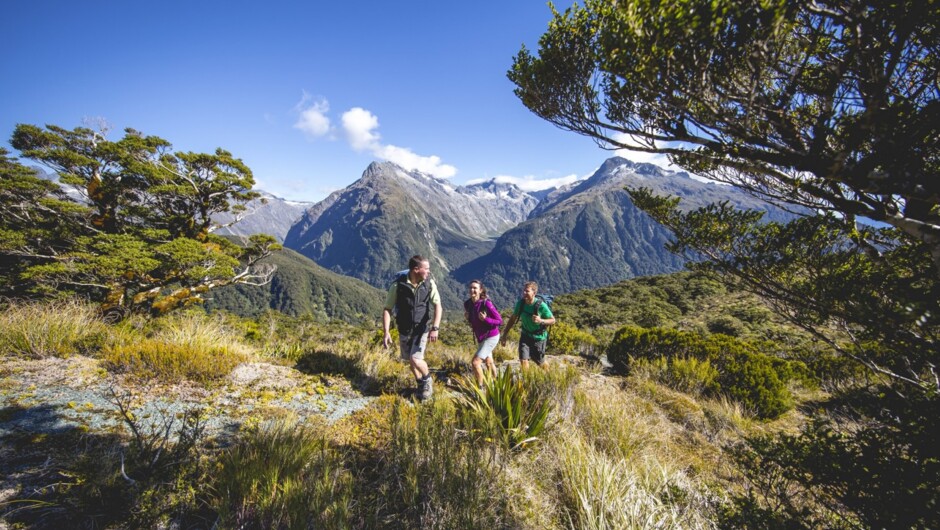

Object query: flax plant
[452,368,552,451]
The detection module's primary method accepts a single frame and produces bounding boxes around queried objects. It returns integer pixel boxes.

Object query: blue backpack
[535,294,554,312]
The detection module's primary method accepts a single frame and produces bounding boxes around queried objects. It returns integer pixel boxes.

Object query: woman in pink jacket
[464,279,502,386]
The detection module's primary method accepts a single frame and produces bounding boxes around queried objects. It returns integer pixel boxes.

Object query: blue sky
[2,1,666,202]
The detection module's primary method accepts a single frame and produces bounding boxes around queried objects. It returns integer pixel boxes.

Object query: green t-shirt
[513,298,553,341]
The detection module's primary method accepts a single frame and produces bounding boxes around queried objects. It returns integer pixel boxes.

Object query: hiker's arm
[483,300,502,326]
[429,301,442,342]
[382,309,393,348]
[533,314,555,326]
[500,314,519,345]
[382,283,396,348]
[533,306,555,326]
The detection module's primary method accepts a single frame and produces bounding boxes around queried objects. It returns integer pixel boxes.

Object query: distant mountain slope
[283,162,538,308]
[454,157,795,307]
[205,246,384,323]
[214,192,312,242]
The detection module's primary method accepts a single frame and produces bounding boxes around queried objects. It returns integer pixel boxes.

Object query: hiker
[464,279,501,386]
[382,255,442,400]
[500,281,555,370]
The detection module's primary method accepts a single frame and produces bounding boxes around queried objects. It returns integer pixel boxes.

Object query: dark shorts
[518,334,546,365]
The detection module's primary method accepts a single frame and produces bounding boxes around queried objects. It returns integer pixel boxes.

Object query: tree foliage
[1,124,280,316]
[514,1,939,524]
[510,0,940,267]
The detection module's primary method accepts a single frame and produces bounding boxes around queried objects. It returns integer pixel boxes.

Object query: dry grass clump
[556,428,718,530]
[0,298,112,358]
[101,339,246,382]
[102,309,255,382]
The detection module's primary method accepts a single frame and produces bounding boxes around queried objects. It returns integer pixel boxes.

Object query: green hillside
[205,246,384,323]
[552,270,823,354]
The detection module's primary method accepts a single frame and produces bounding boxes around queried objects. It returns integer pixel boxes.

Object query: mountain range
[211,156,795,315]
[283,161,539,307]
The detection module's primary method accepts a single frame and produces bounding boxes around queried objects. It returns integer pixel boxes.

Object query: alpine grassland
[1,270,878,529]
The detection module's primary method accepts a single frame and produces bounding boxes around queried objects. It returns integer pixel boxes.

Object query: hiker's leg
[485,357,497,378]
[471,356,484,386]
[475,335,499,383]
[403,333,430,380]
[532,339,548,370]
[519,335,533,371]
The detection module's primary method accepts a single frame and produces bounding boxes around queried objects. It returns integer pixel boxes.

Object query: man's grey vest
[394,273,431,336]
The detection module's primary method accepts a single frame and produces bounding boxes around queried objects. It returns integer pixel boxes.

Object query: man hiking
[383,255,442,400]
[501,281,555,370]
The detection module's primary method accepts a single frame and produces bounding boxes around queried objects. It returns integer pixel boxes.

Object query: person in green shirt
[500,281,555,370]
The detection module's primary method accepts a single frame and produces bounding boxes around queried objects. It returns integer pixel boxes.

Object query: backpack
[519,293,554,337]
[535,294,554,312]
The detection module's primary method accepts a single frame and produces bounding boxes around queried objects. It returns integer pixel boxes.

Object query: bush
[714,349,793,419]
[607,326,702,374]
[706,315,746,337]
[722,390,940,529]
[547,321,599,356]
[607,326,795,419]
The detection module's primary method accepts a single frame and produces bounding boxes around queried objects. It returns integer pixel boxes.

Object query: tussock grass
[212,418,353,529]
[379,397,511,529]
[557,428,717,530]
[631,356,719,396]
[572,385,655,461]
[102,339,246,382]
[101,309,254,382]
[0,298,111,358]
[144,309,256,358]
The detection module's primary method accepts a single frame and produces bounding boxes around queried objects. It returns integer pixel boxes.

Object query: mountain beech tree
[2,125,280,317]
[513,1,938,526]
[510,0,939,268]
[511,0,939,390]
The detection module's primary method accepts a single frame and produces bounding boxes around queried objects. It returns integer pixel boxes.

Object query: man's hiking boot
[418,374,433,401]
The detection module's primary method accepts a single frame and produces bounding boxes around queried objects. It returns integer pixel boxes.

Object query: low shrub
[607,326,703,374]
[547,321,599,356]
[608,326,795,419]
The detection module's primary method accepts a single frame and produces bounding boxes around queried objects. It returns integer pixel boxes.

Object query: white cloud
[612,133,673,167]
[341,107,381,150]
[293,92,332,138]
[341,107,457,179]
[467,172,586,192]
